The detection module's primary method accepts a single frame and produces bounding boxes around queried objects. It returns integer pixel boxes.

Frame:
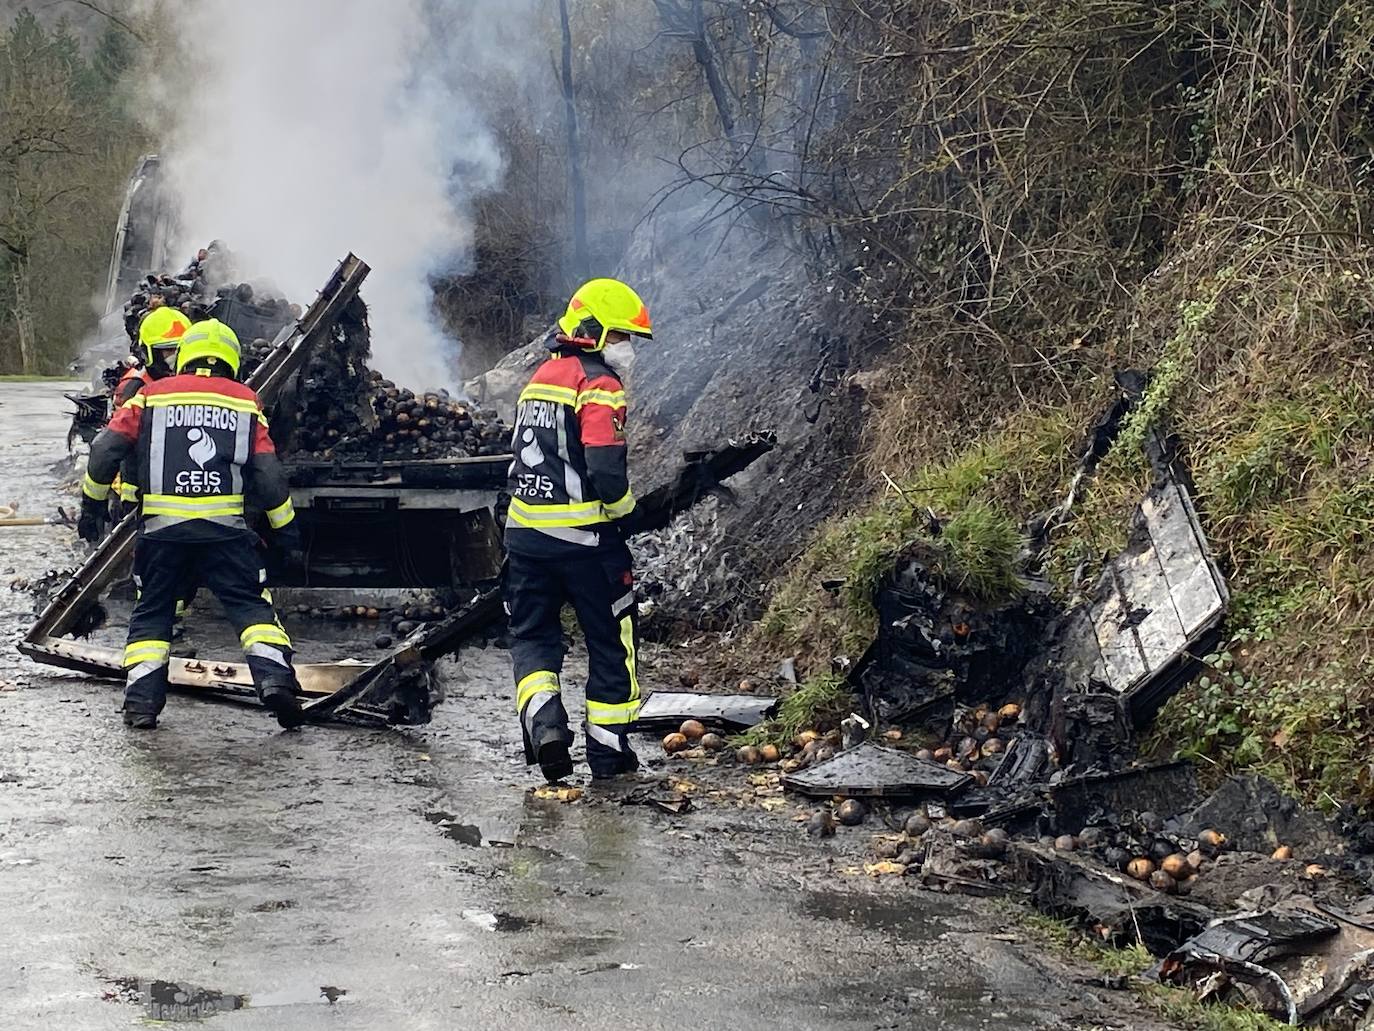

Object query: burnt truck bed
[278,455,507,598]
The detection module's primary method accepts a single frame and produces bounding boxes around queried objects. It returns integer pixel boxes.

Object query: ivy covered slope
[754,0,1374,806]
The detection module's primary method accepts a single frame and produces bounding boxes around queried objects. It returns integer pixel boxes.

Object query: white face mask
[612,341,636,368]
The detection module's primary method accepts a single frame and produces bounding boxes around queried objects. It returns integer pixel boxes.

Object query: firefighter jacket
[114,366,151,407]
[82,372,295,542]
[113,367,153,503]
[505,337,635,557]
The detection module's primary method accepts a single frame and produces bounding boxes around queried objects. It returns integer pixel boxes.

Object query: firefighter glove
[273,520,303,559]
[77,496,108,543]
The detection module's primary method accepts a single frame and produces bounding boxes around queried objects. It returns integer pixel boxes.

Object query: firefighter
[112,307,194,514]
[77,318,305,730]
[505,278,653,783]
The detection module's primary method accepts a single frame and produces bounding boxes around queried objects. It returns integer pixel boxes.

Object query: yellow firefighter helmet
[175,319,242,377]
[557,278,653,351]
[136,307,192,365]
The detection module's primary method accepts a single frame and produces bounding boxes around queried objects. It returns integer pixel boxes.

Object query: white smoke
[144,0,536,392]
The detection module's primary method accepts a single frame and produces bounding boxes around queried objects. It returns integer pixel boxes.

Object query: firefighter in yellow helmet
[109,307,195,515]
[79,319,305,729]
[504,278,654,782]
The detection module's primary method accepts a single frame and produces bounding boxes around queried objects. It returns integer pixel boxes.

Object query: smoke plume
[143,0,535,391]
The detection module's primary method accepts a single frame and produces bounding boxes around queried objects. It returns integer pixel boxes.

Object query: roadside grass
[736,672,850,747]
[757,408,1079,667]
[1144,370,1374,808]
[1017,913,1289,1031]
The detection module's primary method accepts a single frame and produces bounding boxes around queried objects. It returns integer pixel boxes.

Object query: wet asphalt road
[0,382,1172,1030]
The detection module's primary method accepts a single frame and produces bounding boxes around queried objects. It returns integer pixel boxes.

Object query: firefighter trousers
[505,543,640,777]
[123,535,297,716]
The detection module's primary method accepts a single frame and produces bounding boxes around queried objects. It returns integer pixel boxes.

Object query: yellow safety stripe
[119,481,140,503]
[142,493,245,520]
[603,490,636,519]
[518,383,578,407]
[260,589,272,603]
[142,492,246,507]
[507,497,611,528]
[241,623,291,648]
[265,497,295,529]
[145,392,260,415]
[174,599,188,617]
[81,471,111,501]
[123,639,170,666]
[123,394,147,409]
[576,389,626,411]
[143,504,244,520]
[516,670,560,712]
[586,698,641,726]
[619,614,640,702]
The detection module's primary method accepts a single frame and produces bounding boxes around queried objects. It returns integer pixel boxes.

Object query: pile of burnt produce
[285,597,453,644]
[121,241,241,343]
[282,297,507,462]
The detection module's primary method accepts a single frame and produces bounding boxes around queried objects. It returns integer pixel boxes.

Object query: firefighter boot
[585,723,640,780]
[258,676,305,729]
[122,710,158,730]
[520,687,574,783]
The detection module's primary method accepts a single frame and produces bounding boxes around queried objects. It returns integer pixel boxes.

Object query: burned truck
[29,253,774,725]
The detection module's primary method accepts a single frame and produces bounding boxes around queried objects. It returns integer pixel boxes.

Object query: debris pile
[623,386,1374,1025]
[97,248,510,461]
[274,298,508,461]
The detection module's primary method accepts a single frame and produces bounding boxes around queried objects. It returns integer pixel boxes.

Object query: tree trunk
[558,0,589,283]
[11,255,37,374]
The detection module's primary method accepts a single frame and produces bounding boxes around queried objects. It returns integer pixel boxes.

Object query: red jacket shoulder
[145,374,259,403]
[531,355,587,390]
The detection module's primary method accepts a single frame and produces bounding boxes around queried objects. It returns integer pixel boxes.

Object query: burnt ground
[0,381,1181,1030]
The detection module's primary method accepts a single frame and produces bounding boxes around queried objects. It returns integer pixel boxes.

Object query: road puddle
[102,976,349,1019]
[101,977,246,1021]
[424,808,516,847]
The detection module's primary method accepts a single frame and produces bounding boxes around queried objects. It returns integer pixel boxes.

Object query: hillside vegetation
[756,0,1374,808]
[0,8,143,374]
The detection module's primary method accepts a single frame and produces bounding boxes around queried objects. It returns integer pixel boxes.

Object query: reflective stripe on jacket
[83,372,294,542]
[505,339,635,551]
[114,367,153,502]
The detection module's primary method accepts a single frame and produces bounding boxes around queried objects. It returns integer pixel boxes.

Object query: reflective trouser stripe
[119,480,140,503]
[586,722,626,752]
[620,613,639,702]
[241,623,291,649]
[125,660,166,686]
[82,472,111,501]
[123,639,170,667]
[246,643,290,667]
[516,670,559,714]
[265,498,295,529]
[586,698,640,726]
